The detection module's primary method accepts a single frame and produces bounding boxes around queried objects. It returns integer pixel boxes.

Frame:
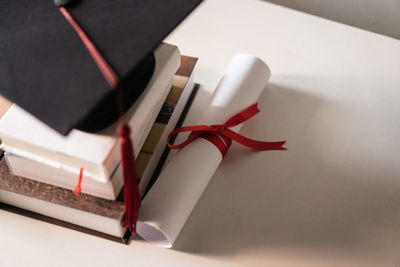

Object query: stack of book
[0,43,198,243]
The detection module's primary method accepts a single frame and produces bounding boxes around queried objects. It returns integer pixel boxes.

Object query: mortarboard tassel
[118,124,140,233]
[58,4,140,234]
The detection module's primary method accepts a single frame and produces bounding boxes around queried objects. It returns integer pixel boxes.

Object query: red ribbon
[168,103,286,156]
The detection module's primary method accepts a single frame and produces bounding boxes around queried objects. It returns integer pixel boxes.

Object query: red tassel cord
[59,6,140,233]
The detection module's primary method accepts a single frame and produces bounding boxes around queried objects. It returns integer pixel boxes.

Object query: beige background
[265,0,400,39]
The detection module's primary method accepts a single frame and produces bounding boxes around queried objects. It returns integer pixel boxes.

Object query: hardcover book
[3,56,197,200]
[0,56,198,243]
[0,43,180,184]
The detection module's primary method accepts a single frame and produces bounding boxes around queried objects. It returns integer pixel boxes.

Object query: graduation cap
[0,0,202,235]
[0,0,202,135]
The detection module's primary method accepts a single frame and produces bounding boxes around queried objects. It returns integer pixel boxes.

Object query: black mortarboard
[0,0,202,135]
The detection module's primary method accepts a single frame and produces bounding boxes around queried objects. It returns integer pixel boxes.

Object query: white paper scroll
[137,54,271,248]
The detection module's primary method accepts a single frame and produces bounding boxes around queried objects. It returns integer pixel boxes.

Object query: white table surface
[2,0,400,266]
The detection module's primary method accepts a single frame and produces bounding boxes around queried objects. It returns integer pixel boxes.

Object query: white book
[3,151,124,200]
[0,189,127,239]
[0,43,180,183]
[2,73,195,200]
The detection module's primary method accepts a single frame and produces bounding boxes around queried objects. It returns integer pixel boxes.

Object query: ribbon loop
[167,103,286,157]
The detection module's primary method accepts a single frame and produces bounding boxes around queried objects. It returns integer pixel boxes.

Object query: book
[0,56,198,242]
[3,56,197,200]
[0,84,199,243]
[0,42,180,184]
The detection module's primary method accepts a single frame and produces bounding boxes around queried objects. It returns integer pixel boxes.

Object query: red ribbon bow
[168,103,286,156]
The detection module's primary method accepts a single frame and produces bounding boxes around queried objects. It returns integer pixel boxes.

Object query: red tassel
[118,123,140,234]
[73,168,84,195]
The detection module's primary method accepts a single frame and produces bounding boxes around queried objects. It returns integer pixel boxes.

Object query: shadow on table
[172,80,400,261]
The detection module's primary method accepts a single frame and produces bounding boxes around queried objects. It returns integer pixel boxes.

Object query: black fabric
[75,52,155,133]
[0,0,202,135]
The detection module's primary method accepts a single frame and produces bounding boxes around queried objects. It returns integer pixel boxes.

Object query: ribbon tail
[223,103,260,127]
[223,129,287,150]
[118,124,140,234]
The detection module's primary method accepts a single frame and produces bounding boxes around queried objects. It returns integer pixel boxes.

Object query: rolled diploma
[137,54,271,247]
